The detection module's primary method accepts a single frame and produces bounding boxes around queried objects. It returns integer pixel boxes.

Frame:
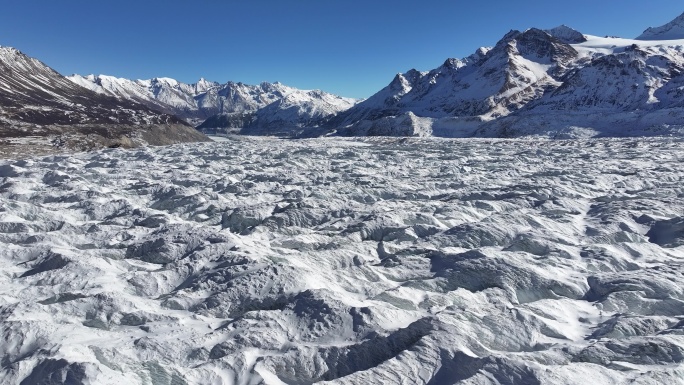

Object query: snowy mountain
[199,86,359,137]
[334,14,684,138]
[332,27,580,136]
[480,39,684,137]
[0,47,177,127]
[0,46,207,153]
[17,11,684,140]
[69,74,358,134]
[637,12,684,40]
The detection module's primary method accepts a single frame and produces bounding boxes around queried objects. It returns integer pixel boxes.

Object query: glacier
[1,137,683,384]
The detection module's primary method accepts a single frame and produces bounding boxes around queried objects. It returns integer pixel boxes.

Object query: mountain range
[4,12,684,145]
[0,47,207,154]
[68,74,357,137]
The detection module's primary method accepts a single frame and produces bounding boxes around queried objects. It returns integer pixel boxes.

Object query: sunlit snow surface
[1,137,684,384]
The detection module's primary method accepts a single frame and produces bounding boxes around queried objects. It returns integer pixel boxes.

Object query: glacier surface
[1,137,683,384]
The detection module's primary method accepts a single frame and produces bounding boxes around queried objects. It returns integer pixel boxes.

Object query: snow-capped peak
[637,11,684,40]
[464,47,491,64]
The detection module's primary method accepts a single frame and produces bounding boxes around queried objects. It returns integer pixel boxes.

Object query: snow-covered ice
[1,137,683,384]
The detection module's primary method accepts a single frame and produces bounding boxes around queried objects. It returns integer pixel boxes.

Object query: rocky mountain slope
[333,13,684,138]
[478,39,684,137]
[0,47,208,155]
[69,74,358,135]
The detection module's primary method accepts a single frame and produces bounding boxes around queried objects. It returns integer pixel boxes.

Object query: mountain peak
[151,77,179,86]
[545,25,587,43]
[442,58,465,70]
[194,77,217,92]
[0,46,23,60]
[637,12,684,40]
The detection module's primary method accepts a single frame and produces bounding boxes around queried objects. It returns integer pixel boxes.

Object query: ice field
[1,137,683,384]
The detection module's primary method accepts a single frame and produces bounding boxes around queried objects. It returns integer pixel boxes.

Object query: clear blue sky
[1,0,682,98]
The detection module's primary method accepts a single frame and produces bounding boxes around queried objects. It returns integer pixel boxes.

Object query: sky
[0,1,683,99]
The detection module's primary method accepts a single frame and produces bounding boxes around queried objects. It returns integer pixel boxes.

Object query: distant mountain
[198,86,358,137]
[69,75,358,136]
[0,46,207,153]
[637,12,684,40]
[332,14,684,138]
